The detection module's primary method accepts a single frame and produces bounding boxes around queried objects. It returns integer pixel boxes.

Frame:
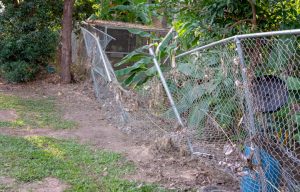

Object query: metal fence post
[234,39,256,138]
[96,36,112,82]
[235,37,267,191]
[149,47,194,154]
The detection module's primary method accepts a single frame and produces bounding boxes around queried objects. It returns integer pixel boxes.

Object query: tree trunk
[247,0,257,30]
[13,0,19,7]
[60,0,74,83]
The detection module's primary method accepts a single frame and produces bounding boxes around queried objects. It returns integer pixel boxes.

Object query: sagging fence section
[80,25,300,192]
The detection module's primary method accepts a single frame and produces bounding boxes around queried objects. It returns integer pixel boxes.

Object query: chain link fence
[80,25,300,191]
[174,32,300,192]
[238,35,300,192]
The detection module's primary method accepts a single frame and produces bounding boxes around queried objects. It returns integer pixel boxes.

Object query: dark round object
[251,75,288,113]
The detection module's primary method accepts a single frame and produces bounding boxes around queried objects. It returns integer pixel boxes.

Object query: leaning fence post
[95,34,112,82]
[235,37,267,191]
[149,47,194,154]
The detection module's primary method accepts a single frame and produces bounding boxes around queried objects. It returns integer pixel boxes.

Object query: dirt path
[0,79,239,191]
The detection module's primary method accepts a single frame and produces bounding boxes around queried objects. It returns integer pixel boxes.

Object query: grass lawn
[0,94,76,129]
[0,135,167,192]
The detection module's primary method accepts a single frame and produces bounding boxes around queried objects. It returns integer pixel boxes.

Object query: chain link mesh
[80,25,300,191]
[173,35,300,191]
[239,36,300,191]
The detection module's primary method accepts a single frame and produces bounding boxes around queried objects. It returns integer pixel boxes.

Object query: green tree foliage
[115,0,300,135]
[74,0,101,21]
[0,0,63,82]
[159,0,300,48]
[91,0,158,25]
[0,0,100,83]
[112,0,300,88]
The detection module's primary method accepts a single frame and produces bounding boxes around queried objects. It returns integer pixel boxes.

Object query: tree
[0,0,98,83]
[60,0,75,83]
[0,0,62,82]
[158,0,300,49]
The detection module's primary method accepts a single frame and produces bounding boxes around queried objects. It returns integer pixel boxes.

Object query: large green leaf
[123,73,136,86]
[177,62,204,79]
[176,84,205,113]
[201,52,220,66]
[130,71,148,89]
[286,76,300,91]
[188,97,211,128]
[127,28,158,40]
[294,113,300,125]
[114,45,150,67]
[174,82,217,114]
[145,65,157,76]
[115,57,151,76]
[266,37,296,72]
[156,28,174,58]
[122,66,147,86]
[115,64,144,77]
[214,99,237,129]
[274,105,290,118]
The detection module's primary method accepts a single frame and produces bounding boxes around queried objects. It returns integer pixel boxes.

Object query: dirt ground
[0,176,69,192]
[0,77,239,191]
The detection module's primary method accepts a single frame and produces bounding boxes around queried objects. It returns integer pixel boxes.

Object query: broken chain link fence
[80,25,300,191]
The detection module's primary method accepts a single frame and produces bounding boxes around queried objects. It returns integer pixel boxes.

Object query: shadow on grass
[0,94,76,129]
[0,135,168,192]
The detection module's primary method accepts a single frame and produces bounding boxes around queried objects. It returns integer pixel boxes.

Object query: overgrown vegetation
[0,135,167,191]
[159,0,300,49]
[115,0,300,88]
[0,0,62,82]
[115,29,175,88]
[90,0,159,25]
[1,0,299,82]
[0,0,100,83]
[0,94,76,129]
[114,1,300,138]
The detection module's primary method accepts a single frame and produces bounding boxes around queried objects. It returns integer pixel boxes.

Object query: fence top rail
[81,21,116,41]
[80,27,98,42]
[176,28,300,58]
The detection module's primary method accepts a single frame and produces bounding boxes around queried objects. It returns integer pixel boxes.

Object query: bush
[0,0,62,83]
[1,61,38,83]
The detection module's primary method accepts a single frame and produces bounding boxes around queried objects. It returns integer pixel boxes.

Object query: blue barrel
[240,146,281,192]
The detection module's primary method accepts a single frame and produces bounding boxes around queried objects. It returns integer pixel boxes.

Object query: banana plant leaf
[114,44,150,67]
[264,37,297,73]
[163,81,218,118]
[177,62,204,79]
[128,28,159,40]
[213,99,237,129]
[286,76,300,91]
[188,97,212,128]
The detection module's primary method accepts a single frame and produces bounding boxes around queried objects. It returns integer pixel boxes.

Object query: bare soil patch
[0,78,239,191]
[0,176,15,186]
[0,177,68,192]
[20,177,69,192]
[0,110,18,122]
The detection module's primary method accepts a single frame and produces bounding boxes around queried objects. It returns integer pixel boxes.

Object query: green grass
[0,94,76,129]
[0,135,167,192]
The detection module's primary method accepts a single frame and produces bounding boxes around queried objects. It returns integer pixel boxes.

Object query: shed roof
[86,20,169,32]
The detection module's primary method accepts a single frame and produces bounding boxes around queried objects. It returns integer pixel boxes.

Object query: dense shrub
[0,0,63,83]
[1,61,38,83]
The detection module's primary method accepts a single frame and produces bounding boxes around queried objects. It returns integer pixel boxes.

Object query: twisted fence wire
[80,25,300,191]
[81,27,128,123]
